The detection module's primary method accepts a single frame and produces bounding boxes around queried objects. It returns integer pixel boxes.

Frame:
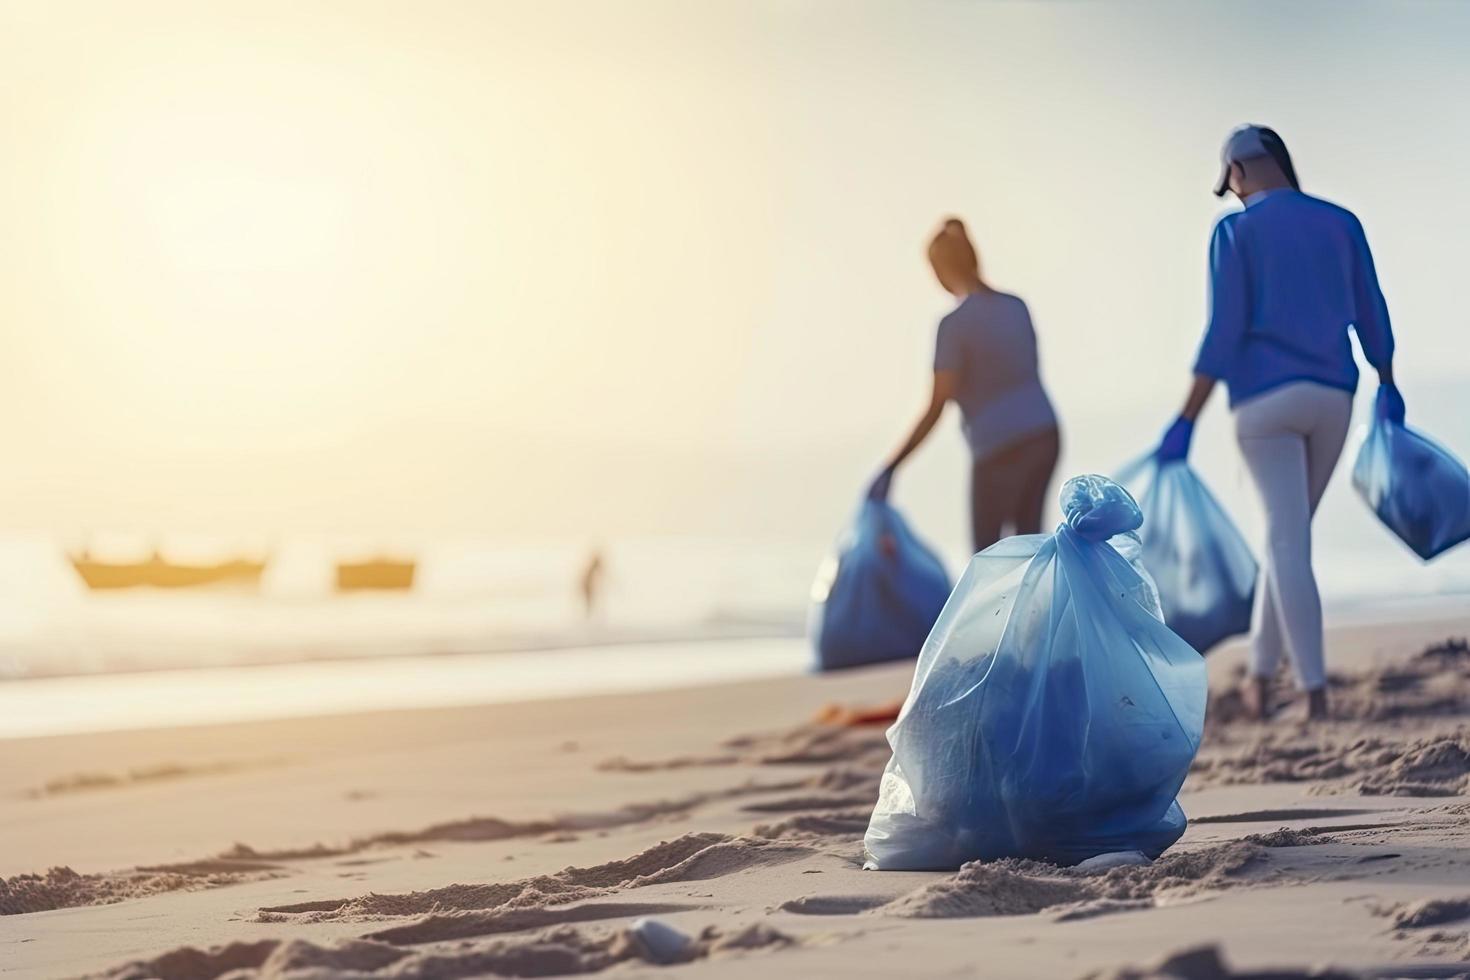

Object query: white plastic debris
[628,916,693,965]
[1076,850,1152,872]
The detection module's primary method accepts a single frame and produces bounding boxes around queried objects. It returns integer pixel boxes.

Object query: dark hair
[1256,127,1300,190]
[928,217,980,282]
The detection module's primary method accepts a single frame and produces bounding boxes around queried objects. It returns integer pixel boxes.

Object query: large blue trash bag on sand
[1353,390,1470,562]
[808,498,951,672]
[863,475,1207,870]
[1115,457,1257,654]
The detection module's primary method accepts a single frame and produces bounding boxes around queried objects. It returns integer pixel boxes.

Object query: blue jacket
[1193,189,1394,406]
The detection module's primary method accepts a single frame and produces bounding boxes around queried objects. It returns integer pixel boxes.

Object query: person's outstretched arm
[1349,214,1395,380]
[1348,214,1403,422]
[1178,374,1217,422]
[1159,217,1245,461]
[870,370,957,500]
[1192,217,1249,384]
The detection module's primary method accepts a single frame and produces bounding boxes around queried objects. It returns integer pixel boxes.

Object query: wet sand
[2,607,1469,978]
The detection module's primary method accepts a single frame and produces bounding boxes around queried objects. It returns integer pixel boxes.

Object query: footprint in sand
[780,895,891,915]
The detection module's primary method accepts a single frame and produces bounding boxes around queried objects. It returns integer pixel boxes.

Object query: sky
[3,0,1469,554]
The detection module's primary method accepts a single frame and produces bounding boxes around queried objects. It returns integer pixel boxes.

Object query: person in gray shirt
[872,218,1061,551]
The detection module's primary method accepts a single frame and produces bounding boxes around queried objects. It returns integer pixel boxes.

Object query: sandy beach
[3,606,1470,980]
[10,0,1470,976]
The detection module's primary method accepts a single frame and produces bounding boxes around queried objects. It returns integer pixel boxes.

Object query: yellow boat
[70,552,267,591]
[335,557,416,592]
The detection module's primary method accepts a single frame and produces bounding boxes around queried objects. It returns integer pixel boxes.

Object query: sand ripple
[91,921,797,980]
[0,862,284,916]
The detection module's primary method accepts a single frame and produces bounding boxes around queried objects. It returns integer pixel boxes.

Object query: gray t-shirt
[933,290,1057,461]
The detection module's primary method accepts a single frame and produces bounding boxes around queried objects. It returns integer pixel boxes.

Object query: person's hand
[867,466,895,502]
[1375,383,1406,426]
[1156,417,1194,463]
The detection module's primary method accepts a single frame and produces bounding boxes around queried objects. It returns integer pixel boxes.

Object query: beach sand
[3,608,1470,979]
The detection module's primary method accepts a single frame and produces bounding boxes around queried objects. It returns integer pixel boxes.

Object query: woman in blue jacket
[872,218,1060,552]
[1158,125,1400,722]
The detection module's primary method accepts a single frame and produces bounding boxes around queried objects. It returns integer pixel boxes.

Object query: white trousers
[1233,381,1352,690]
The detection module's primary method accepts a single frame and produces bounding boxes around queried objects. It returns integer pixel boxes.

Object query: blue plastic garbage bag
[808,498,951,672]
[863,475,1206,870]
[1115,457,1257,654]
[1352,391,1470,561]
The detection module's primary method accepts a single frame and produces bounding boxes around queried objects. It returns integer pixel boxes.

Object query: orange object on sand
[814,699,904,727]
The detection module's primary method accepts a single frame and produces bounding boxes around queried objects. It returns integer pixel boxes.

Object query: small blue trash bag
[808,498,951,672]
[1352,390,1470,561]
[1115,457,1257,654]
[863,475,1206,870]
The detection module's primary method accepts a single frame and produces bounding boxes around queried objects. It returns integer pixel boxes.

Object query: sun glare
[146,170,346,274]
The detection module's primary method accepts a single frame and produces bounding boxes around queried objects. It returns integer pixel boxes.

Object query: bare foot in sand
[1306,687,1329,723]
[1242,676,1272,721]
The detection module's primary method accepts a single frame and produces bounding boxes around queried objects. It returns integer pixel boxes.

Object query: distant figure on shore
[579,548,605,621]
[1156,125,1399,722]
[870,217,1061,552]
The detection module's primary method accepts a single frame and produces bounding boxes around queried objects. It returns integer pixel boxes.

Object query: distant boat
[336,557,416,592]
[70,552,267,591]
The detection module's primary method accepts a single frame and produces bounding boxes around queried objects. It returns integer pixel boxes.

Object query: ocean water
[2,488,1468,737]
[3,381,1469,692]
[0,535,815,681]
[2,497,1470,686]
[0,535,824,737]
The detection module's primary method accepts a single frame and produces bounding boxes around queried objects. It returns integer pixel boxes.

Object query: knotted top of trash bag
[1060,474,1143,541]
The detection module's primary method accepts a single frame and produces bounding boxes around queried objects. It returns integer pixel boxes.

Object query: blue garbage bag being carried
[1115,457,1257,654]
[1352,390,1470,561]
[808,498,951,672]
[863,475,1206,870]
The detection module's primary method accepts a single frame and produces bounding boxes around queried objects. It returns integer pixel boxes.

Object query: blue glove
[867,466,895,502]
[1156,417,1194,463]
[1375,383,1406,426]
